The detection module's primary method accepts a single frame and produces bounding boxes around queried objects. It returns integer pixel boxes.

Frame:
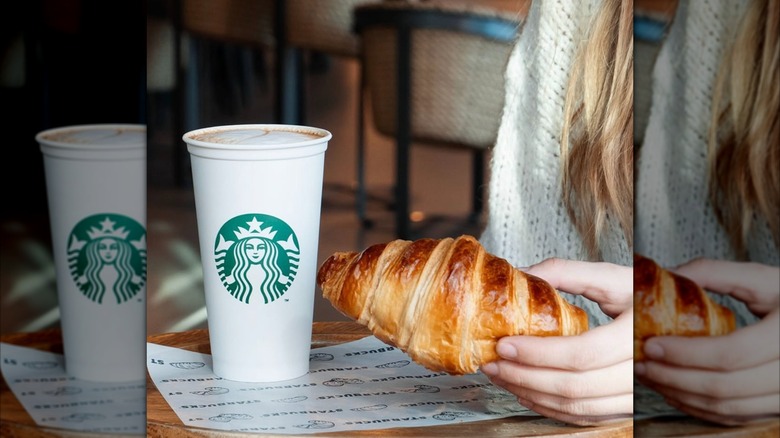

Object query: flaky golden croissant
[317,235,589,375]
[634,253,736,361]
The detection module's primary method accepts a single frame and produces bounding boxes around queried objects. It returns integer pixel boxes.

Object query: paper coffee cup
[37,124,147,382]
[184,124,331,383]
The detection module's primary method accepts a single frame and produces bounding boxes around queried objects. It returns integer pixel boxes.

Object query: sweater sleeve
[635,0,748,267]
[479,0,630,328]
[633,1,773,419]
[635,0,775,329]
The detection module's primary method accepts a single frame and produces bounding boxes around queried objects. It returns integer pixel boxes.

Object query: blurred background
[2,0,678,339]
[2,0,533,337]
[1,0,145,335]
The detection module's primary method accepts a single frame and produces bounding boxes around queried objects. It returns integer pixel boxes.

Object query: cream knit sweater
[479,0,630,328]
[634,0,778,418]
[635,0,777,328]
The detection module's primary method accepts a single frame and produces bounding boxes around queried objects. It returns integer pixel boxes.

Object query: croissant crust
[634,253,736,360]
[317,235,589,375]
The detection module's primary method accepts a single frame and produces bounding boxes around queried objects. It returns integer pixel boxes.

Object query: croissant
[634,253,736,361]
[316,234,589,375]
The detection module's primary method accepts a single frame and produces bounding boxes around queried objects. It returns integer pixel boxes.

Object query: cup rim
[182,124,333,150]
[35,124,146,150]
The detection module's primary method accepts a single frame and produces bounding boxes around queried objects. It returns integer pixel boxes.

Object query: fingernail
[644,341,664,360]
[634,362,646,376]
[496,341,517,360]
[481,362,498,376]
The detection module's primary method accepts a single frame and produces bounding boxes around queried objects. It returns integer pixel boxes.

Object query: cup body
[183,124,331,382]
[36,124,147,382]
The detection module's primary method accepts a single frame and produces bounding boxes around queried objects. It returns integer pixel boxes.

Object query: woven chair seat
[357,0,521,150]
[352,0,523,238]
[363,27,512,149]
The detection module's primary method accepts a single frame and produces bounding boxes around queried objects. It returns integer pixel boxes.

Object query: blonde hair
[708,0,779,260]
[560,0,634,260]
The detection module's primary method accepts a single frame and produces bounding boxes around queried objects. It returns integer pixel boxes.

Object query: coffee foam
[188,127,325,145]
[40,126,145,146]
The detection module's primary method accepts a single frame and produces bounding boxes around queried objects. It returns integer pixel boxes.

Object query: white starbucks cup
[183,124,331,382]
[36,124,147,382]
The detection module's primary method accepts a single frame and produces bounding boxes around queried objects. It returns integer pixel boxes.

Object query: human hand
[480,258,634,426]
[634,258,780,426]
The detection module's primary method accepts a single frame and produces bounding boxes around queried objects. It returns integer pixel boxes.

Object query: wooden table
[4,324,778,437]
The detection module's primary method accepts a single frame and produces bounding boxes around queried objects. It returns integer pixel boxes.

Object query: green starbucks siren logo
[215,214,300,304]
[68,213,147,304]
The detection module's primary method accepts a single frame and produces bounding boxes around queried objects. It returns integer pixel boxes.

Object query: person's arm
[634,258,780,426]
[480,258,634,426]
